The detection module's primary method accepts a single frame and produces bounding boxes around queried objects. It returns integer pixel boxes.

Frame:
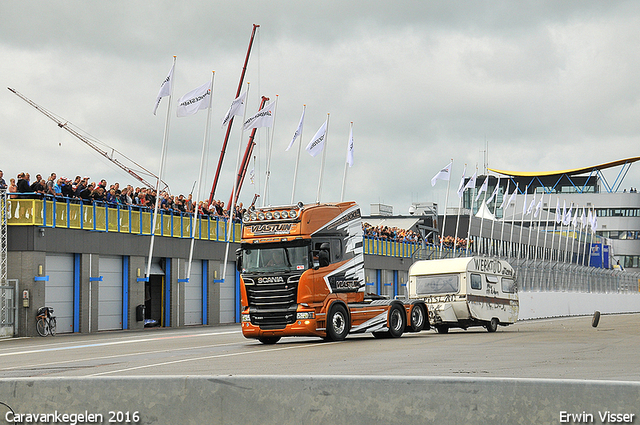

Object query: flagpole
[489,177,500,256]
[436,159,453,256]
[316,113,330,204]
[222,82,251,285]
[508,183,519,259]
[499,181,510,258]
[454,165,466,253]
[340,122,353,202]
[186,71,215,281]
[146,55,176,278]
[465,166,477,257]
[261,95,279,207]
[290,105,305,204]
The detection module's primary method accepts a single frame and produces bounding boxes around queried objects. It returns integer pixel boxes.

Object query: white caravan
[408,257,518,333]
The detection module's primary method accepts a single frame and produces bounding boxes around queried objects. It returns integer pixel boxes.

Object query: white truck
[408,257,518,333]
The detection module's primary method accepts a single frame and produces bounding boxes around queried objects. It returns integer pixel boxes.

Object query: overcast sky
[1,1,639,215]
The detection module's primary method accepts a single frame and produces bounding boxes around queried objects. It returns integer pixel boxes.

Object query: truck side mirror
[235,248,242,272]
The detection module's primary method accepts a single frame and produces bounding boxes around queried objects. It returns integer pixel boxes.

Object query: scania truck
[237,201,428,344]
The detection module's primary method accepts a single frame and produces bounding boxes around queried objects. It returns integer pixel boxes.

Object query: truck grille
[244,275,300,328]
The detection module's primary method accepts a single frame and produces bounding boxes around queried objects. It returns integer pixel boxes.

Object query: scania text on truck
[237,201,429,344]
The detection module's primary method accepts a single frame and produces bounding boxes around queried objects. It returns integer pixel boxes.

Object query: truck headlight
[296,311,315,320]
[241,314,251,322]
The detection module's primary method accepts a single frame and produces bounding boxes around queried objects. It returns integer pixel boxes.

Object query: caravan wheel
[486,318,499,333]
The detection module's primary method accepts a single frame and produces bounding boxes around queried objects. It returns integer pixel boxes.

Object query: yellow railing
[6,198,241,242]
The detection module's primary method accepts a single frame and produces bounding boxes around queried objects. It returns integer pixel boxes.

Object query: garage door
[184,260,203,325]
[98,256,123,331]
[45,254,75,334]
[219,261,236,323]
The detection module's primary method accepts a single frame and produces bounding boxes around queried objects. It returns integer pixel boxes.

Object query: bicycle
[36,306,56,337]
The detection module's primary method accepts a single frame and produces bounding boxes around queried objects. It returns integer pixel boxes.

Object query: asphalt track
[0,313,638,381]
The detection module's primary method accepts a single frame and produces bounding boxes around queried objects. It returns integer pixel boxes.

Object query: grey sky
[1,1,639,214]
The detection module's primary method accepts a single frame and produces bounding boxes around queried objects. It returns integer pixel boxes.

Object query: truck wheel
[387,304,405,338]
[486,318,499,333]
[326,304,349,341]
[435,325,449,334]
[258,336,281,345]
[592,311,601,328]
[408,304,426,332]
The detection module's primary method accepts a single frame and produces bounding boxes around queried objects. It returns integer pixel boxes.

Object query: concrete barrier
[519,291,640,320]
[0,376,638,425]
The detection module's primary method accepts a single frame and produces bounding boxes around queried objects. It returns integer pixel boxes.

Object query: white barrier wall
[0,376,639,425]
[519,291,640,320]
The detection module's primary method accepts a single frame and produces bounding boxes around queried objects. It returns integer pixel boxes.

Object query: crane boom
[8,87,168,191]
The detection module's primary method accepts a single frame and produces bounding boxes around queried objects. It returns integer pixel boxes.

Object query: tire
[49,318,57,336]
[258,336,281,345]
[387,304,405,338]
[486,318,499,333]
[326,304,349,341]
[592,311,601,328]
[36,318,47,337]
[435,325,449,334]
[408,304,426,332]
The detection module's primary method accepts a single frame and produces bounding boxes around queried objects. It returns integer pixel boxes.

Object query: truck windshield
[241,241,311,273]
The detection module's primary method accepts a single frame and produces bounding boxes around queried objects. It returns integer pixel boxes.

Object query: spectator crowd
[362,222,421,243]
[0,170,246,222]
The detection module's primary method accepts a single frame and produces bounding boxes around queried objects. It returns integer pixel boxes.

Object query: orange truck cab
[237,201,428,344]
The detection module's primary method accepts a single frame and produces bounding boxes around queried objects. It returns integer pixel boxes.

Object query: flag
[580,208,586,229]
[305,121,327,157]
[346,125,354,167]
[464,170,477,191]
[431,162,452,187]
[522,190,528,215]
[561,200,567,225]
[505,185,518,210]
[486,177,500,204]
[475,176,488,202]
[526,193,536,215]
[243,101,275,131]
[249,168,255,186]
[534,197,542,218]
[555,199,561,224]
[153,62,174,115]
[177,81,211,117]
[571,207,578,227]
[286,106,305,151]
[456,165,467,198]
[221,92,246,127]
[587,209,593,231]
[499,181,510,210]
[591,209,598,231]
[563,204,573,226]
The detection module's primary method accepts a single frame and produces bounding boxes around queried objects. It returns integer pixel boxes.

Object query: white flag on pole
[534,197,542,218]
[572,207,579,227]
[580,208,586,229]
[475,176,488,202]
[499,181,510,210]
[555,199,562,224]
[221,92,246,127]
[456,165,467,198]
[286,106,305,151]
[591,209,598,231]
[177,81,212,117]
[563,202,572,226]
[464,170,477,191]
[431,162,452,187]
[346,125,354,167]
[486,177,500,204]
[243,101,275,131]
[526,192,536,215]
[305,121,327,157]
[153,62,174,115]
[505,185,518,210]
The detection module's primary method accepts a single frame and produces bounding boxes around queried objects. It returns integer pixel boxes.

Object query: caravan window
[502,278,516,294]
[470,273,482,290]
[415,274,459,296]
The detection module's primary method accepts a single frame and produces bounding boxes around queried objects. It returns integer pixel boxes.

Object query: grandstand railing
[6,197,241,242]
